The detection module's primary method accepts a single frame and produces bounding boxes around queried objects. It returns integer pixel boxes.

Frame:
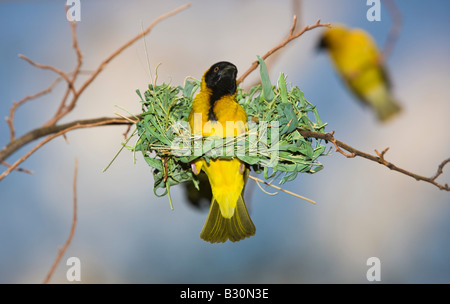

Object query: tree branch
[0,117,129,181]
[1,161,34,175]
[18,54,74,89]
[45,20,83,127]
[298,129,450,191]
[6,70,93,141]
[2,113,448,191]
[243,0,304,89]
[237,18,330,85]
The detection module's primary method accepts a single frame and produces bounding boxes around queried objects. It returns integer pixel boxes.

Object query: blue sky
[0,0,449,283]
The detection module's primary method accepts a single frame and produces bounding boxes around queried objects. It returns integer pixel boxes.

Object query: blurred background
[0,0,449,283]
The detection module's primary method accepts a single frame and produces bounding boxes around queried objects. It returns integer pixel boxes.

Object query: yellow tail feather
[366,86,402,122]
[200,196,256,243]
[374,96,402,122]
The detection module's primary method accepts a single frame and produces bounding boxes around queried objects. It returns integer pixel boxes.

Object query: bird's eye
[214,66,219,73]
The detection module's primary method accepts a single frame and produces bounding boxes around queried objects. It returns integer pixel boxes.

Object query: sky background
[0,0,449,283]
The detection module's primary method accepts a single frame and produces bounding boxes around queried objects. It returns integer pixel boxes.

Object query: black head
[204,61,237,96]
[316,33,328,52]
[316,26,349,52]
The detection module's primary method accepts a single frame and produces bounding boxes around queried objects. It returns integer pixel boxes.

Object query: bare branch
[0,118,128,181]
[237,19,330,85]
[6,70,93,141]
[242,0,303,89]
[375,147,390,164]
[249,175,317,204]
[18,54,73,87]
[1,161,34,175]
[1,112,449,191]
[289,15,298,36]
[430,158,450,185]
[299,129,450,191]
[47,20,84,126]
[328,130,356,158]
[42,158,78,284]
[291,0,303,29]
[6,77,60,141]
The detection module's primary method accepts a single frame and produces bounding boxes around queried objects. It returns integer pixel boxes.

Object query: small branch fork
[328,130,356,158]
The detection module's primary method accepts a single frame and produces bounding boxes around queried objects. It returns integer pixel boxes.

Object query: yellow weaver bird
[318,25,401,122]
[188,61,256,243]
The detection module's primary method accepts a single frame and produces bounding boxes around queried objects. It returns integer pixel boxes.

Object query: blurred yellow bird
[188,61,256,243]
[318,25,401,122]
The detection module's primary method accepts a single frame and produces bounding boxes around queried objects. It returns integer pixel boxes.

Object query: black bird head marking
[204,61,238,121]
[317,33,328,52]
[204,61,237,96]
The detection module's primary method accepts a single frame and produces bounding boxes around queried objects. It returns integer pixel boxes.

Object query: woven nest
[120,58,328,199]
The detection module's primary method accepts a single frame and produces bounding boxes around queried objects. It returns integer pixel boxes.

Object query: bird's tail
[200,195,256,243]
[367,86,402,122]
[375,96,402,122]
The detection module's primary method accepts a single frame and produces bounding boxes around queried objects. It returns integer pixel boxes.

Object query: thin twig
[1,161,34,175]
[47,20,84,126]
[244,0,302,89]
[249,175,316,204]
[430,159,450,182]
[237,18,330,85]
[18,54,73,88]
[6,71,93,141]
[6,78,60,141]
[292,0,302,29]
[42,158,78,284]
[329,130,356,158]
[254,177,278,195]
[289,15,298,36]
[114,112,139,124]
[375,147,390,165]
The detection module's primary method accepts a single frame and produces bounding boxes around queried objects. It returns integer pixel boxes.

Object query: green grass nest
[117,57,328,201]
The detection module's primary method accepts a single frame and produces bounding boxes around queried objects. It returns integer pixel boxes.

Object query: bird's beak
[219,65,237,79]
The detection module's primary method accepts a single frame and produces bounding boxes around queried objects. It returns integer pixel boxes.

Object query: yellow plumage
[188,62,256,243]
[319,25,401,122]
